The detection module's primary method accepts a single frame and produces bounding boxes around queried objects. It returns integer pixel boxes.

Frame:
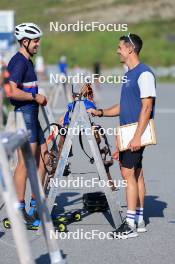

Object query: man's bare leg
[135,168,146,208]
[112,166,139,238]
[14,143,37,201]
[135,168,147,231]
[12,143,38,224]
[36,142,49,185]
[28,142,48,223]
[119,166,139,234]
[121,167,138,211]
[29,142,49,201]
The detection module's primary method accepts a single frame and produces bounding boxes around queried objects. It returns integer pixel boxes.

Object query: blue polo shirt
[7,52,38,112]
[120,63,156,126]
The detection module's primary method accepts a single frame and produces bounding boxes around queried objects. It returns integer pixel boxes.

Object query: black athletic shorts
[119,147,145,169]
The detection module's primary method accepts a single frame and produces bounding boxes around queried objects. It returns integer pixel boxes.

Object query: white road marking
[156,108,175,114]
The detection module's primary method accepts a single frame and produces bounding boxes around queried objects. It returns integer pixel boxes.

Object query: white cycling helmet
[15,23,43,40]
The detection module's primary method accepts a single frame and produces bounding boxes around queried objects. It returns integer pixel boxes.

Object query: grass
[0,1,175,67]
[41,20,175,68]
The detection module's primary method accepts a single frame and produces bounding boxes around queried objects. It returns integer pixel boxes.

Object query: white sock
[126,210,136,227]
[135,207,144,224]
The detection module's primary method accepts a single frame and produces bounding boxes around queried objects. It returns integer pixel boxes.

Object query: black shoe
[63,163,71,176]
[23,208,40,230]
[22,208,36,224]
[112,221,138,239]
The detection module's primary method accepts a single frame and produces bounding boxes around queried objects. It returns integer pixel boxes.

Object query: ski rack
[47,100,123,230]
[1,111,65,264]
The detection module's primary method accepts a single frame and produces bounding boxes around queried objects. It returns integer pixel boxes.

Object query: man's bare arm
[8,81,33,101]
[87,104,120,117]
[103,104,120,117]
[128,97,154,151]
[7,81,47,106]
[134,97,153,138]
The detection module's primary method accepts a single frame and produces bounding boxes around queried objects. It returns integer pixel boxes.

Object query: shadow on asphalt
[0,232,5,238]
[144,195,167,224]
[49,193,168,229]
[54,192,82,212]
[36,253,50,264]
[36,250,66,264]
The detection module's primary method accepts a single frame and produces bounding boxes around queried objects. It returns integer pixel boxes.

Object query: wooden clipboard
[117,119,157,152]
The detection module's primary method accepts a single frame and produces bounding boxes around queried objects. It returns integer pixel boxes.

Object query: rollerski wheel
[58,223,67,232]
[2,218,11,229]
[72,211,81,221]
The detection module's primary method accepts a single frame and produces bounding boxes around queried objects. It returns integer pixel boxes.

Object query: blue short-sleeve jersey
[120,63,156,125]
[63,99,96,126]
[58,62,67,75]
[7,52,38,112]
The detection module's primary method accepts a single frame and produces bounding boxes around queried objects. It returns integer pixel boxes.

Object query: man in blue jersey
[58,55,70,102]
[7,23,48,223]
[88,33,156,238]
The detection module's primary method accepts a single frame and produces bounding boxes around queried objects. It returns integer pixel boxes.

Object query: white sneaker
[136,221,147,233]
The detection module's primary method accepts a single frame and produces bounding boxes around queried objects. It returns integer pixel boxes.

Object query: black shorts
[119,147,145,169]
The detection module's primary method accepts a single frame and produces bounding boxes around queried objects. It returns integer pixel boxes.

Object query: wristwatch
[32,93,36,100]
[98,109,104,117]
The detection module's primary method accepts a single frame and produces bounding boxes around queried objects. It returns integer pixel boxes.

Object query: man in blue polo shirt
[7,23,48,224]
[88,33,156,238]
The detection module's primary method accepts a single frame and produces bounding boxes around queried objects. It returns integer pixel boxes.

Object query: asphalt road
[0,82,174,264]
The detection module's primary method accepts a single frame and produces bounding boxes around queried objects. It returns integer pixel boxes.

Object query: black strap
[43,122,62,133]
[102,132,112,156]
[79,130,94,164]
[43,122,65,140]
[23,39,33,57]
